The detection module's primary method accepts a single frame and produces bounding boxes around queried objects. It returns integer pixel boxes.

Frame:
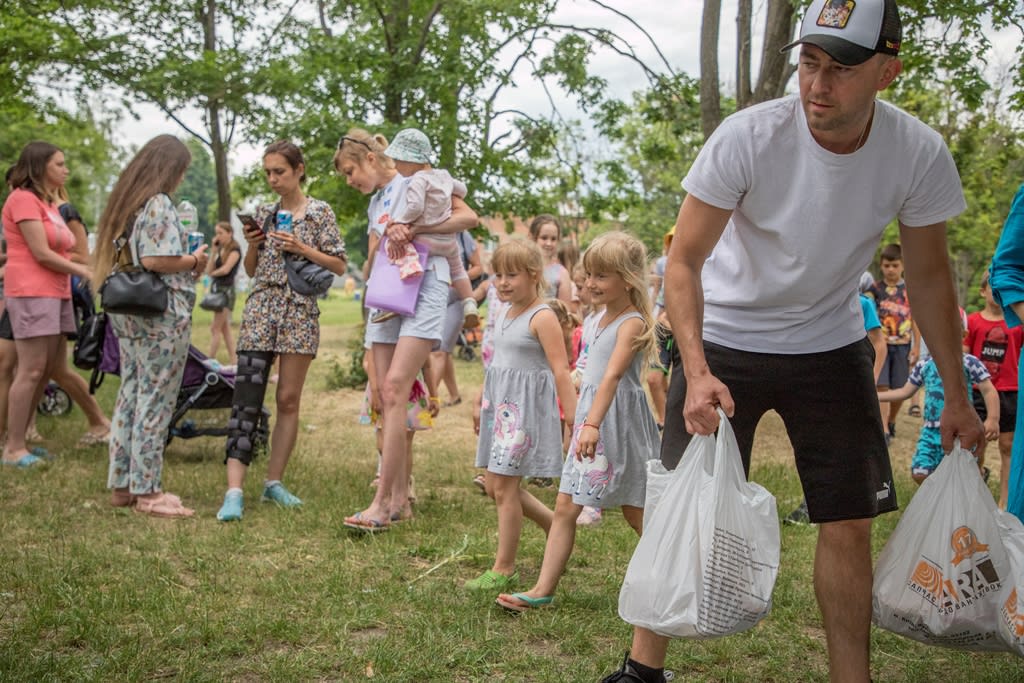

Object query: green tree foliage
[880,86,1024,303]
[581,74,713,253]
[246,0,685,264]
[178,137,218,237]
[58,0,294,222]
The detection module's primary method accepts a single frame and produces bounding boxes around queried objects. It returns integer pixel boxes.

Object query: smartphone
[237,213,260,232]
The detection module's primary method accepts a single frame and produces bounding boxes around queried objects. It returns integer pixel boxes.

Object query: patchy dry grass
[0,295,1019,681]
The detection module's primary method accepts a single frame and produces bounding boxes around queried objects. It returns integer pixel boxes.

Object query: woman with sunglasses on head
[216,140,347,522]
[1,141,92,467]
[335,129,478,530]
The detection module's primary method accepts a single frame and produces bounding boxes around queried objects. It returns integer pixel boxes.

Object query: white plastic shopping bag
[995,505,1024,655]
[872,443,1013,652]
[642,459,672,533]
[619,411,780,638]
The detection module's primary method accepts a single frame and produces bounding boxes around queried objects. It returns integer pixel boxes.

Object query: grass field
[1,294,1021,681]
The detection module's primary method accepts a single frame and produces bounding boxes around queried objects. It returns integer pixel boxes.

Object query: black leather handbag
[72,312,107,370]
[99,215,169,316]
[263,205,335,297]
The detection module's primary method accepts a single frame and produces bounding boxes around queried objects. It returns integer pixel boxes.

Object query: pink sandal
[134,493,194,518]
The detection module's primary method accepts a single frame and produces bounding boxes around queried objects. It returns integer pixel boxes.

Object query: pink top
[1,188,75,298]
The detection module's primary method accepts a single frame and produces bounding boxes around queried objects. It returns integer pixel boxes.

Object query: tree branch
[585,0,677,76]
[411,1,444,67]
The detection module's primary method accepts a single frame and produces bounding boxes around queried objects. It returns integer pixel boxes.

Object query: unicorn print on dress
[568,428,614,499]
[491,400,532,468]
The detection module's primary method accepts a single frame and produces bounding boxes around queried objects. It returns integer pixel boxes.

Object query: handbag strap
[113,194,173,271]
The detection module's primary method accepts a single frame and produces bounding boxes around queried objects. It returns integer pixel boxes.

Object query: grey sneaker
[261,482,303,507]
[783,499,811,526]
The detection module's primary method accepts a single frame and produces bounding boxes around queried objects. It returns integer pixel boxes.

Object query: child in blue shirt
[878,332,998,483]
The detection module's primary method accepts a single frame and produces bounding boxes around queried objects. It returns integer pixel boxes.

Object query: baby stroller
[90,320,271,446]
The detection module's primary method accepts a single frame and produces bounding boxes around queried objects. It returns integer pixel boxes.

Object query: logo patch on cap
[816,0,856,29]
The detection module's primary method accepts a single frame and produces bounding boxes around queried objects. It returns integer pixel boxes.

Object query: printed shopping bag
[872,443,1013,652]
[619,410,780,638]
[364,238,429,316]
[996,504,1024,656]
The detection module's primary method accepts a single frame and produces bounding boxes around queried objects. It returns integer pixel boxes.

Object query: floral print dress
[108,193,195,495]
[236,198,345,356]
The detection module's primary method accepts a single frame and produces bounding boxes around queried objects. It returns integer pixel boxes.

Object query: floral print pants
[107,328,190,494]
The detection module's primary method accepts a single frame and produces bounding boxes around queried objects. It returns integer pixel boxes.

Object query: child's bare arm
[978,379,1000,440]
[877,380,918,403]
[572,317,645,460]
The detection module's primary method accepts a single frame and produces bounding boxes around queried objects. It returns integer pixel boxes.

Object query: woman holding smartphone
[216,141,347,522]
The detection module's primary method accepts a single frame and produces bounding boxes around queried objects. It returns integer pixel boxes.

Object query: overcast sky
[114,0,1020,172]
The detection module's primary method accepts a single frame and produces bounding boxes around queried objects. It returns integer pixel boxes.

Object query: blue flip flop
[2,453,44,468]
[496,593,554,613]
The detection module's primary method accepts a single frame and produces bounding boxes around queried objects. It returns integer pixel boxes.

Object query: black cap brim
[780,34,877,66]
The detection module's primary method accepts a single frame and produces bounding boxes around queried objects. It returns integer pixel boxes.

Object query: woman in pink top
[1,142,92,467]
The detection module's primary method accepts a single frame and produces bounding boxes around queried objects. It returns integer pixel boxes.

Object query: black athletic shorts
[661,337,897,524]
[973,388,1018,434]
[0,309,12,341]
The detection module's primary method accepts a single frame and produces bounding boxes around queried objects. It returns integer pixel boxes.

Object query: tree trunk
[752,0,797,104]
[700,0,722,138]
[736,0,752,109]
[202,0,231,222]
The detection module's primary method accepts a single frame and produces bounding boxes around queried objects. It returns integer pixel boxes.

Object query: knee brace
[225,351,274,465]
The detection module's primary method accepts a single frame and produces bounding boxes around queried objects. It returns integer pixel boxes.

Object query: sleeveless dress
[475,303,564,477]
[560,311,659,508]
[543,262,567,300]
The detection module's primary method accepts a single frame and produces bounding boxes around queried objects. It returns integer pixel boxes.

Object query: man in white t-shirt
[602,2,984,682]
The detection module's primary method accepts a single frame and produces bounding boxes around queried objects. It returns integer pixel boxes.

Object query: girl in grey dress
[466,239,578,593]
[497,231,660,612]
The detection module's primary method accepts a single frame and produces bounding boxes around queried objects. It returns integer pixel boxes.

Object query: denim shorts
[436,290,464,354]
[661,337,896,523]
[365,270,449,345]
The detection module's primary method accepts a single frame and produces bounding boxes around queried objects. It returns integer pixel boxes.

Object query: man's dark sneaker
[888,422,896,438]
[783,499,811,526]
[600,652,674,683]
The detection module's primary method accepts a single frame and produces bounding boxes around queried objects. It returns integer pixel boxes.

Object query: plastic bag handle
[713,407,748,488]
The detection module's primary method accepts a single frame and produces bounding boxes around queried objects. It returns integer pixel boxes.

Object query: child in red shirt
[964,271,1023,508]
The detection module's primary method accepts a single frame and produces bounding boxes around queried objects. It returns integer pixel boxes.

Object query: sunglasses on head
[338,136,372,151]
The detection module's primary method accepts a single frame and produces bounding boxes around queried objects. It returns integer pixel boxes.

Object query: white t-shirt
[683,95,966,354]
[365,172,450,283]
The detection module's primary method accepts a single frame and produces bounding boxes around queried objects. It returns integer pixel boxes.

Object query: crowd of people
[3,1,1024,680]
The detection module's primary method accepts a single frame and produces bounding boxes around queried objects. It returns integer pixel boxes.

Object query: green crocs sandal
[464,569,518,592]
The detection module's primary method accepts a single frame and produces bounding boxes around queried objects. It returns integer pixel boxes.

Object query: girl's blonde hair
[333,127,395,172]
[92,135,191,291]
[546,298,580,360]
[582,231,658,364]
[490,239,547,300]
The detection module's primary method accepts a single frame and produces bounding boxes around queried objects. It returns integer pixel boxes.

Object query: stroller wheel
[458,344,476,362]
[37,386,73,416]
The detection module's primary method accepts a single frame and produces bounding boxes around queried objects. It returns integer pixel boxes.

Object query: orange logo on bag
[1006,588,1024,638]
[950,526,989,565]
[910,560,943,600]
